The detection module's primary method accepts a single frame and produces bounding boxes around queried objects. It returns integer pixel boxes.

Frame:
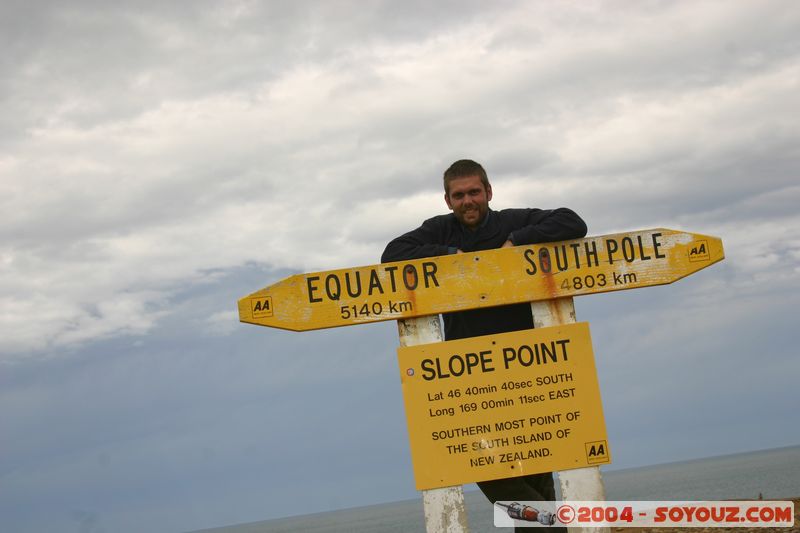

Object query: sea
[192,445,800,532]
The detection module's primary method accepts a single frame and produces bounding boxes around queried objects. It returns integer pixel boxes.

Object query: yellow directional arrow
[238,228,723,331]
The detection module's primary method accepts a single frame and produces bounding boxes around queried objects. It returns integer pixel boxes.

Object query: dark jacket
[381,208,587,340]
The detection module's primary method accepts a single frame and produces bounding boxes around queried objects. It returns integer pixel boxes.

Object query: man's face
[445,174,492,228]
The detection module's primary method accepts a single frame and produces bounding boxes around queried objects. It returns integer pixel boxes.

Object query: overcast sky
[2,1,799,532]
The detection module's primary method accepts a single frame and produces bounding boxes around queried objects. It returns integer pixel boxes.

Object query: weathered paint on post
[398,315,470,533]
[239,228,724,331]
[532,297,609,533]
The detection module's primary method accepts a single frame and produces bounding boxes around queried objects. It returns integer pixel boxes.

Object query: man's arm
[381,217,452,263]
[506,208,587,246]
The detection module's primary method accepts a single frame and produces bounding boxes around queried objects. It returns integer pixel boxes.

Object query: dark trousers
[478,473,567,532]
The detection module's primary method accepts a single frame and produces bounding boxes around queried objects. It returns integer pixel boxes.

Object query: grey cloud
[1,0,797,349]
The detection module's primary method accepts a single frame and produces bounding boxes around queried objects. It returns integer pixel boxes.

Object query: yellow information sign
[398,322,609,490]
[239,228,724,331]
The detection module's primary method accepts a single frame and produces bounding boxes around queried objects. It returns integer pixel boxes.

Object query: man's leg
[522,472,557,501]
[478,473,565,532]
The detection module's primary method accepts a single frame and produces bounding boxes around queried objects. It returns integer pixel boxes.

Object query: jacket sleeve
[381,217,452,262]
[507,208,587,245]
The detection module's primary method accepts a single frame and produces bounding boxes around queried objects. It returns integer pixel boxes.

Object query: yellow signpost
[238,226,725,533]
[399,322,609,490]
[239,228,724,332]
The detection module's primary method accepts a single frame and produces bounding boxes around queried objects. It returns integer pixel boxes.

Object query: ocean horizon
[191,444,800,532]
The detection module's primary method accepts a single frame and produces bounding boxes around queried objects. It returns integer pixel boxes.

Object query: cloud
[2,2,799,356]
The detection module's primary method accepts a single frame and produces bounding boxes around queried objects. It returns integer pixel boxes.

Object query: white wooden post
[398,316,470,533]
[531,297,609,533]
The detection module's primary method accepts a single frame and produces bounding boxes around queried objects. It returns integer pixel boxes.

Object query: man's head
[443,159,492,229]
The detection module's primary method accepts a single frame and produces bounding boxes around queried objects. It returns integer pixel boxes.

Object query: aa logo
[688,240,710,262]
[585,440,610,464]
[251,297,273,318]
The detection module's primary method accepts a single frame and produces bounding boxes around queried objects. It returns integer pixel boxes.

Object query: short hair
[443,159,490,194]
